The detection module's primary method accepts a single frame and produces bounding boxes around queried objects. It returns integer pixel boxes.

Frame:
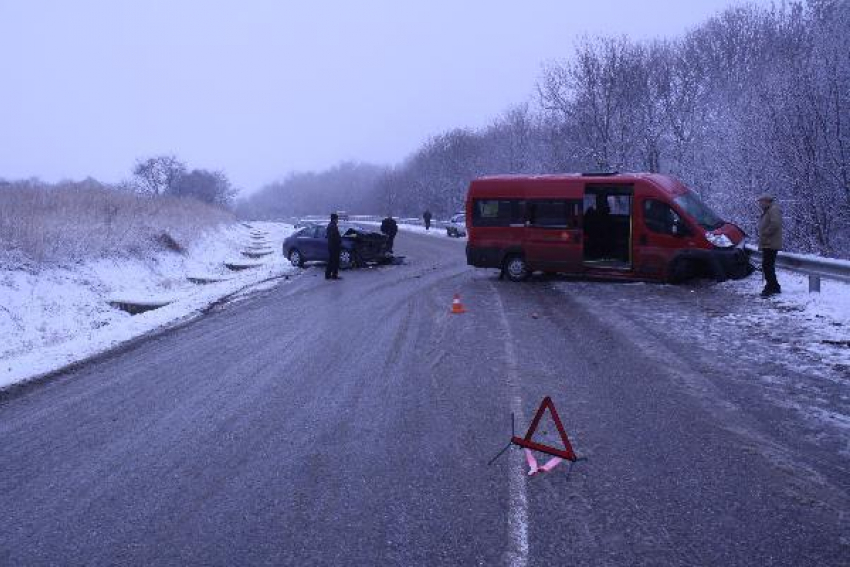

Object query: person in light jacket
[757,194,783,297]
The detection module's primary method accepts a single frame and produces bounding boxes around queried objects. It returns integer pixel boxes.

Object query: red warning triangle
[511,396,577,461]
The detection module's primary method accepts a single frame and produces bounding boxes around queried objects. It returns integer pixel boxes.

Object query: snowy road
[1,230,848,566]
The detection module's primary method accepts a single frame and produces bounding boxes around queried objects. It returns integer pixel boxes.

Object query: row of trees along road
[243,0,849,258]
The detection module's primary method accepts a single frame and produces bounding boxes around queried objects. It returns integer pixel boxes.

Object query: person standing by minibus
[423,210,432,231]
[757,194,783,297]
[326,213,342,280]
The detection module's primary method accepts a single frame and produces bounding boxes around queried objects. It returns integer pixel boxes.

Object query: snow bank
[0,222,296,390]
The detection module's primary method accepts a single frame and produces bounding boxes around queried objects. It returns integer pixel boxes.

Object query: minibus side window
[527,200,581,229]
[606,195,632,216]
[472,199,525,227]
[643,199,684,236]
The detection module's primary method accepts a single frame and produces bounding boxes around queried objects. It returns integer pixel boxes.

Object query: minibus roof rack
[581,171,620,177]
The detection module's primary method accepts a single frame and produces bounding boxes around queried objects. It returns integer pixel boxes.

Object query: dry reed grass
[0,180,233,268]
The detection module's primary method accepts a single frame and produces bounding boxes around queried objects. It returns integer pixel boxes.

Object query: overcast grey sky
[0,1,774,192]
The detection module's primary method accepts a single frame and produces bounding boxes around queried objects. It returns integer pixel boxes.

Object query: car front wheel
[340,249,358,269]
[504,255,530,282]
[289,249,305,267]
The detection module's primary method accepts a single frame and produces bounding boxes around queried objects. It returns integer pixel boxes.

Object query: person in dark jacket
[326,213,342,280]
[757,194,783,297]
[423,210,432,231]
[380,215,398,253]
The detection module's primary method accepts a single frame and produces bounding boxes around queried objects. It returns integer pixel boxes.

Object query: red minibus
[465,173,752,282]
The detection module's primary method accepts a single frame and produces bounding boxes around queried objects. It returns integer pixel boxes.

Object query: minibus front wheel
[503,255,530,282]
[667,257,695,284]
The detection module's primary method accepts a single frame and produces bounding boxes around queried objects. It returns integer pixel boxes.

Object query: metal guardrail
[745,244,850,292]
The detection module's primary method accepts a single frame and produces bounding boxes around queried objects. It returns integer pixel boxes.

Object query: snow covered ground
[721,268,850,360]
[0,222,296,390]
[357,220,466,240]
[555,267,850,454]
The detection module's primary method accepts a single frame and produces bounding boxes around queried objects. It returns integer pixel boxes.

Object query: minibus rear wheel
[503,255,530,282]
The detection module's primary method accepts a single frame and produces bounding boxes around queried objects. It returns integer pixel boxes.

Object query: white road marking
[490,282,529,567]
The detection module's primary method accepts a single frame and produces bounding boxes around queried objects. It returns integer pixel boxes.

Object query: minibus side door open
[582,185,633,270]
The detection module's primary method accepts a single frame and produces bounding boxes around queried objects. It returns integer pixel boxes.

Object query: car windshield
[674,192,724,230]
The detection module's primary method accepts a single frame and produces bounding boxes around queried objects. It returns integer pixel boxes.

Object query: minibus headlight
[705,232,733,248]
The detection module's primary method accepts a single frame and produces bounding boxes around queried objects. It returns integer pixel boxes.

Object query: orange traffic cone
[451,294,466,314]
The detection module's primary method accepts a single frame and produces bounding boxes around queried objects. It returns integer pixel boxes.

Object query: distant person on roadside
[326,213,342,280]
[423,210,432,231]
[757,194,783,297]
[380,215,398,253]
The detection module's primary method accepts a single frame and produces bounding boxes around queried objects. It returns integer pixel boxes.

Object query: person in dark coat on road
[380,215,398,253]
[326,213,342,280]
[757,194,783,297]
[423,210,432,231]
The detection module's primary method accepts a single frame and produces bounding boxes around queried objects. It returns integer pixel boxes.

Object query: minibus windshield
[674,192,724,230]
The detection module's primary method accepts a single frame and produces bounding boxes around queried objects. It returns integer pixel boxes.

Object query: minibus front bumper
[679,246,754,280]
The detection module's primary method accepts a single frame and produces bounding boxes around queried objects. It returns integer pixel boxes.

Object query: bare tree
[169,169,236,207]
[132,155,187,196]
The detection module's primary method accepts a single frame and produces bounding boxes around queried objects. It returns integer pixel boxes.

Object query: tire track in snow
[490,281,529,567]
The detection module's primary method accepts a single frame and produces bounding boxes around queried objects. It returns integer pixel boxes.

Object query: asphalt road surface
[2,230,848,566]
